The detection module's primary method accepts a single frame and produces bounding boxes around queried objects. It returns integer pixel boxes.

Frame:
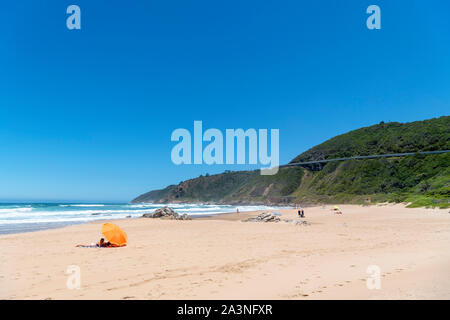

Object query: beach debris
[283,219,308,226]
[142,206,192,220]
[244,212,281,223]
[244,212,308,226]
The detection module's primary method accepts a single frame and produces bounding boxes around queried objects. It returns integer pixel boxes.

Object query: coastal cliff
[132,116,450,208]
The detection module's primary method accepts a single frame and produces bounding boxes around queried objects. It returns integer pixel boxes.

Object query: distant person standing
[236,208,239,214]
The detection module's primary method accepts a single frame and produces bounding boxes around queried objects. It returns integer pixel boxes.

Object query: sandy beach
[1,204,450,300]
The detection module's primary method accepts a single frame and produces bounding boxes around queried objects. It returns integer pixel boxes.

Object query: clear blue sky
[0,1,449,202]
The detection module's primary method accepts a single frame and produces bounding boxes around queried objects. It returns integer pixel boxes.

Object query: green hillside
[292,116,450,162]
[131,168,304,204]
[132,116,450,208]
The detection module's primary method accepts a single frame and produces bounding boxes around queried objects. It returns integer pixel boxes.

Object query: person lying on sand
[75,243,99,248]
[76,238,126,248]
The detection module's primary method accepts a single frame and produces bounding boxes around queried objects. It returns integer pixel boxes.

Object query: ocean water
[0,203,282,235]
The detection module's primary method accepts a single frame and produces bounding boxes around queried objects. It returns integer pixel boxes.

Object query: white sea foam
[0,203,285,233]
[59,204,105,207]
[0,207,33,214]
[0,215,128,224]
[0,209,156,219]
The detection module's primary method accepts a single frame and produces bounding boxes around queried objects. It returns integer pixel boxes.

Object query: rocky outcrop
[244,212,308,226]
[142,206,191,220]
[244,212,281,223]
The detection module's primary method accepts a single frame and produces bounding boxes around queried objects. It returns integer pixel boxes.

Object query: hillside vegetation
[132,116,450,208]
[132,168,304,204]
[292,116,449,162]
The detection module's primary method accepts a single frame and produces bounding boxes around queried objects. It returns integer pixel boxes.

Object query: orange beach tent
[101,223,128,246]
